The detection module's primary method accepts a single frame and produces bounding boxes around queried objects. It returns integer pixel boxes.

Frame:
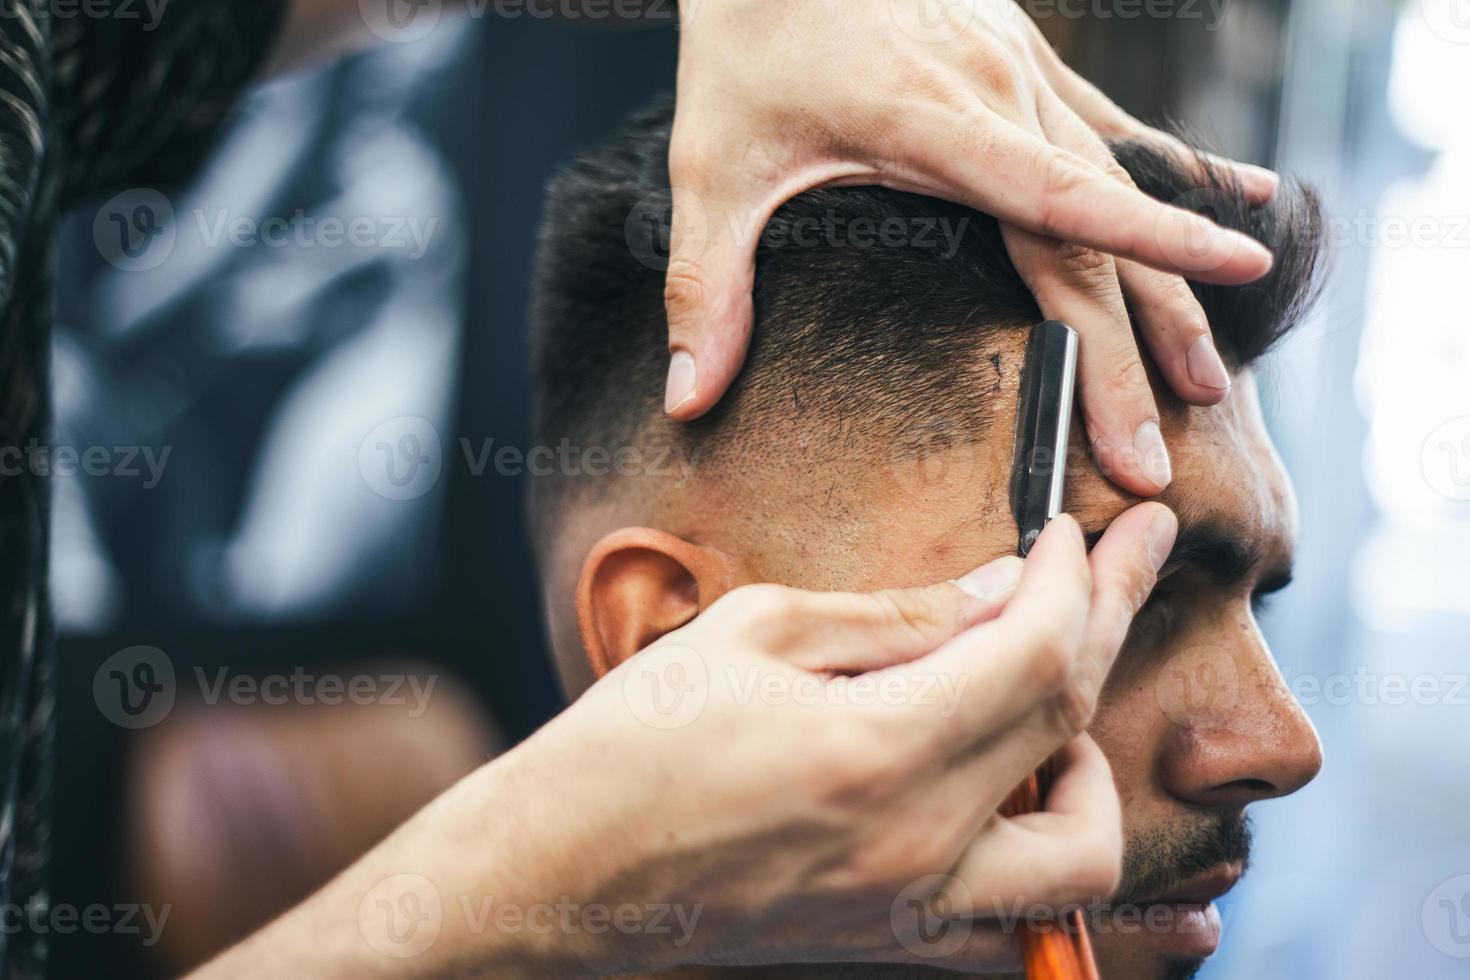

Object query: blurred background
[48,1,1470,977]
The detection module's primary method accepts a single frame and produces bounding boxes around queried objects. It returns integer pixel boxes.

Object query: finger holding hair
[911,108,1275,285]
[1024,32,1280,204]
[717,555,1026,675]
[1034,89,1235,409]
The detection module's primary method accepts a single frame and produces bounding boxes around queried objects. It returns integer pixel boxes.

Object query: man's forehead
[700,341,1296,594]
[816,366,1296,586]
[1067,371,1298,575]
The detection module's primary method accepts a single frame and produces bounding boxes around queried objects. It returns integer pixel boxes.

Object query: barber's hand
[474,504,1176,974]
[191,506,1174,978]
[663,0,1277,495]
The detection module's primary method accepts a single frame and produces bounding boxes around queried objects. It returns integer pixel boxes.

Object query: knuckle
[663,260,708,323]
[969,47,1025,107]
[1099,155,1138,189]
[666,139,711,187]
[1100,345,1151,394]
[1049,240,1115,283]
[1036,154,1095,238]
[891,61,968,109]
[867,589,941,646]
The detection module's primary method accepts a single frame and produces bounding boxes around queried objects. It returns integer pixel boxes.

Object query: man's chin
[1085,952,1206,980]
[1158,958,1208,980]
[1091,899,1224,980]
[1094,934,1211,980]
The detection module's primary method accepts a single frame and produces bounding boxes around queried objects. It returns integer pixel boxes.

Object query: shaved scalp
[528,95,1325,536]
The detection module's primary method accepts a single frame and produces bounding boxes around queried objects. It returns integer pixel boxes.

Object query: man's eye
[1250,572,1292,617]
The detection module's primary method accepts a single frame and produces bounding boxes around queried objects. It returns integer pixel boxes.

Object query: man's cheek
[1087,676,1162,801]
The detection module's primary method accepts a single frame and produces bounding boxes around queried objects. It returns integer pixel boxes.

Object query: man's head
[528,96,1326,980]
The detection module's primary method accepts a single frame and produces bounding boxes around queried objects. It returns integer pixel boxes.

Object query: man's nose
[1157,616,1323,809]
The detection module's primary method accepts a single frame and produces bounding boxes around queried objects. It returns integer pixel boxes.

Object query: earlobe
[576,528,733,679]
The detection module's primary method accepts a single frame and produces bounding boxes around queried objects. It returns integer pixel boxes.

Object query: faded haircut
[528,95,1325,537]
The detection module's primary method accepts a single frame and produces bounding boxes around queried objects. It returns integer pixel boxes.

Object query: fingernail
[664,350,697,413]
[1133,420,1172,490]
[1186,336,1231,392]
[1238,163,1281,197]
[953,556,1023,599]
[1147,508,1179,572]
[1221,230,1274,271]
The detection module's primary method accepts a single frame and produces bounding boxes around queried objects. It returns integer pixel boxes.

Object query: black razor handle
[1009,320,1080,557]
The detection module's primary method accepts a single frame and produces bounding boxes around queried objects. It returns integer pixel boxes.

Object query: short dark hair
[529,96,1325,527]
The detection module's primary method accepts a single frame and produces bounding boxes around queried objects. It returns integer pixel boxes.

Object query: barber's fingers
[660,169,764,420]
[1068,502,1177,704]
[1034,90,1233,410]
[928,504,1176,827]
[890,516,1092,743]
[1118,259,1231,403]
[1001,225,1169,497]
[1027,38,1280,205]
[1005,502,1175,753]
[945,735,1123,914]
[912,105,1273,285]
[708,556,1024,675]
[899,504,1175,752]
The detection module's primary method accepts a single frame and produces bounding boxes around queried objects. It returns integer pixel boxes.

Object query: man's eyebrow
[1080,519,1266,587]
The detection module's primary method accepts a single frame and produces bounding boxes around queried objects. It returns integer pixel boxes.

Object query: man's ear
[575,528,733,680]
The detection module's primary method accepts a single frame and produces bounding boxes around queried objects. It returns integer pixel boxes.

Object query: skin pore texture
[540,329,1323,980]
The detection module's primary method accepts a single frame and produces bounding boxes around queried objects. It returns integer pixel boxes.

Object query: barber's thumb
[662,188,765,420]
[757,556,1025,674]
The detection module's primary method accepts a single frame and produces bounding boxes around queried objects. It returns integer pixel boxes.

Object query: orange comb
[1004,761,1100,980]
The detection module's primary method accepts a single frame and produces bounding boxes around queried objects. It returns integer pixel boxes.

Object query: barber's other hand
[663,0,1277,495]
[475,504,1176,974]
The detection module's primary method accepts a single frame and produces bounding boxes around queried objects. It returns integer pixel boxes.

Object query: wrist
[443,729,709,975]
